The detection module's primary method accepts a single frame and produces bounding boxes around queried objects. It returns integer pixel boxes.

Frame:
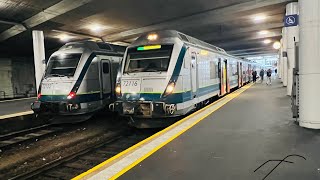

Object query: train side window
[210,61,216,79]
[183,49,191,69]
[103,62,110,74]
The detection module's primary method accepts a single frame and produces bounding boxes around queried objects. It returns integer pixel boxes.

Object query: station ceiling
[0,0,296,59]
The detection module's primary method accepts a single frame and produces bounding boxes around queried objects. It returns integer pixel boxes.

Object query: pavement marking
[0,97,36,103]
[0,111,34,120]
[72,83,253,180]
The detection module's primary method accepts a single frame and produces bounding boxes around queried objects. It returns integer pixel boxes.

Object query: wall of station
[0,58,35,99]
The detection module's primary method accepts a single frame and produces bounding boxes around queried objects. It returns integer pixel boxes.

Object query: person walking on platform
[266,69,272,85]
[259,69,264,83]
[252,70,257,83]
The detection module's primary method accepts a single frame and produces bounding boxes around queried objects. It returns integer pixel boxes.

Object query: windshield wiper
[44,74,66,78]
[125,69,142,73]
[144,69,159,72]
[144,69,164,74]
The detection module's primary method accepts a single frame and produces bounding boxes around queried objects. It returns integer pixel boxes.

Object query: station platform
[74,80,320,180]
[0,97,35,118]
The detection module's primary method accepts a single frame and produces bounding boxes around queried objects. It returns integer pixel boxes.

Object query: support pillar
[32,30,46,94]
[282,27,288,87]
[299,0,320,129]
[286,2,299,96]
[279,38,283,80]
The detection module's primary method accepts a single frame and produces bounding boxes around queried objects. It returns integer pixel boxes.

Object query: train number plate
[42,83,53,90]
[121,79,140,93]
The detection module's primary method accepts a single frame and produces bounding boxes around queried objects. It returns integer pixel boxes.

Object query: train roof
[135,30,226,54]
[135,30,258,64]
[59,41,125,54]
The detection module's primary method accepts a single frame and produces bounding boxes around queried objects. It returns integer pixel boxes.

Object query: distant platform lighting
[253,15,267,22]
[273,41,281,49]
[259,30,269,35]
[263,39,272,44]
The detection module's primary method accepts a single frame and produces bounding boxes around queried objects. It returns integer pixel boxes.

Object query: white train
[111,30,259,128]
[31,41,124,123]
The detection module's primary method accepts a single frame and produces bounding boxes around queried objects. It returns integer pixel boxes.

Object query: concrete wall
[0,58,36,99]
[0,59,14,99]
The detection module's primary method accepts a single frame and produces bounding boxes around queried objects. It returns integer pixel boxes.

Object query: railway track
[0,124,63,150]
[10,128,157,180]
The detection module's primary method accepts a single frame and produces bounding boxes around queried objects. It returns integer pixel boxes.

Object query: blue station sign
[284,14,299,27]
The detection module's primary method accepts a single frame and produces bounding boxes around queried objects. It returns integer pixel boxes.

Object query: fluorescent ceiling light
[57,34,72,42]
[263,39,272,44]
[89,24,102,32]
[273,41,281,49]
[259,30,269,35]
[253,15,267,22]
[87,24,108,33]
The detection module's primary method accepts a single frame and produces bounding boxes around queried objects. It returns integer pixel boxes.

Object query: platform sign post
[285,2,299,96]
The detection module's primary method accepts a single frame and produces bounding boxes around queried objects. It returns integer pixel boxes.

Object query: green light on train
[137,45,161,51]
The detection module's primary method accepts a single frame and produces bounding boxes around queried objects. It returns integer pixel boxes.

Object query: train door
[238,62,242,87]
[218,58,227,96]
[190,52,198,98]
[248,64,252,82]
[224,59,229,93]
[100,59,112,99]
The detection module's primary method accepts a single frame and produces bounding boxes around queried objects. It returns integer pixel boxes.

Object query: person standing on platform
[259,69,264,83]
[252,70,257,83]
[266,69,272,85]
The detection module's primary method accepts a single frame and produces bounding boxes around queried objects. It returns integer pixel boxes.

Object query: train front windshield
[45,53,82,77]
[124,45,173,73]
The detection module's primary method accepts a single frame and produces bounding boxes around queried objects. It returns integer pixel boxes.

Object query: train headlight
[115,84,122,96]
[163,82,175,97]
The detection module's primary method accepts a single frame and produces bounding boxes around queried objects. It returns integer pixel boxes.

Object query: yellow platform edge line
[72,83,253,180]
[0,111,33,120]
[0,97,36,103]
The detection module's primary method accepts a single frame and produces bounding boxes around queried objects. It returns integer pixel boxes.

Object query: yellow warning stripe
[0,111,33,120]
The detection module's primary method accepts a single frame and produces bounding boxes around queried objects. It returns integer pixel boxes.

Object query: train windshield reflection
[45,53,82,77]
[124,45,173,73]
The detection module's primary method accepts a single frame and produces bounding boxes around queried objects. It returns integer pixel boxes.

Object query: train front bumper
[31,101,83,115]
[111,101,177,118]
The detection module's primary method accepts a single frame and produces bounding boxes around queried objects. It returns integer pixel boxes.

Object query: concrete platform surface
[119,81,320,180]
[0,98,35,116]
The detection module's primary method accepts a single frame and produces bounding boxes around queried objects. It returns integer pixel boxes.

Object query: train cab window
[124,45,173,73]
[45,53,82,77]
[103,62,110,74]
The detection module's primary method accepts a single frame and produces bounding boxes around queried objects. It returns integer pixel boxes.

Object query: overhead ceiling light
[273,41,281,49]
[253,15,267,22]
[57,34,72,42]
[259,30,269,35]
[88,24,103,33]
[147,33,158,41]
[263,39,272,44]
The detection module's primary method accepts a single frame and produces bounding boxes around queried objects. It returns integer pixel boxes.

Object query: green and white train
[111,30,258,128]
[31,41,124,123]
